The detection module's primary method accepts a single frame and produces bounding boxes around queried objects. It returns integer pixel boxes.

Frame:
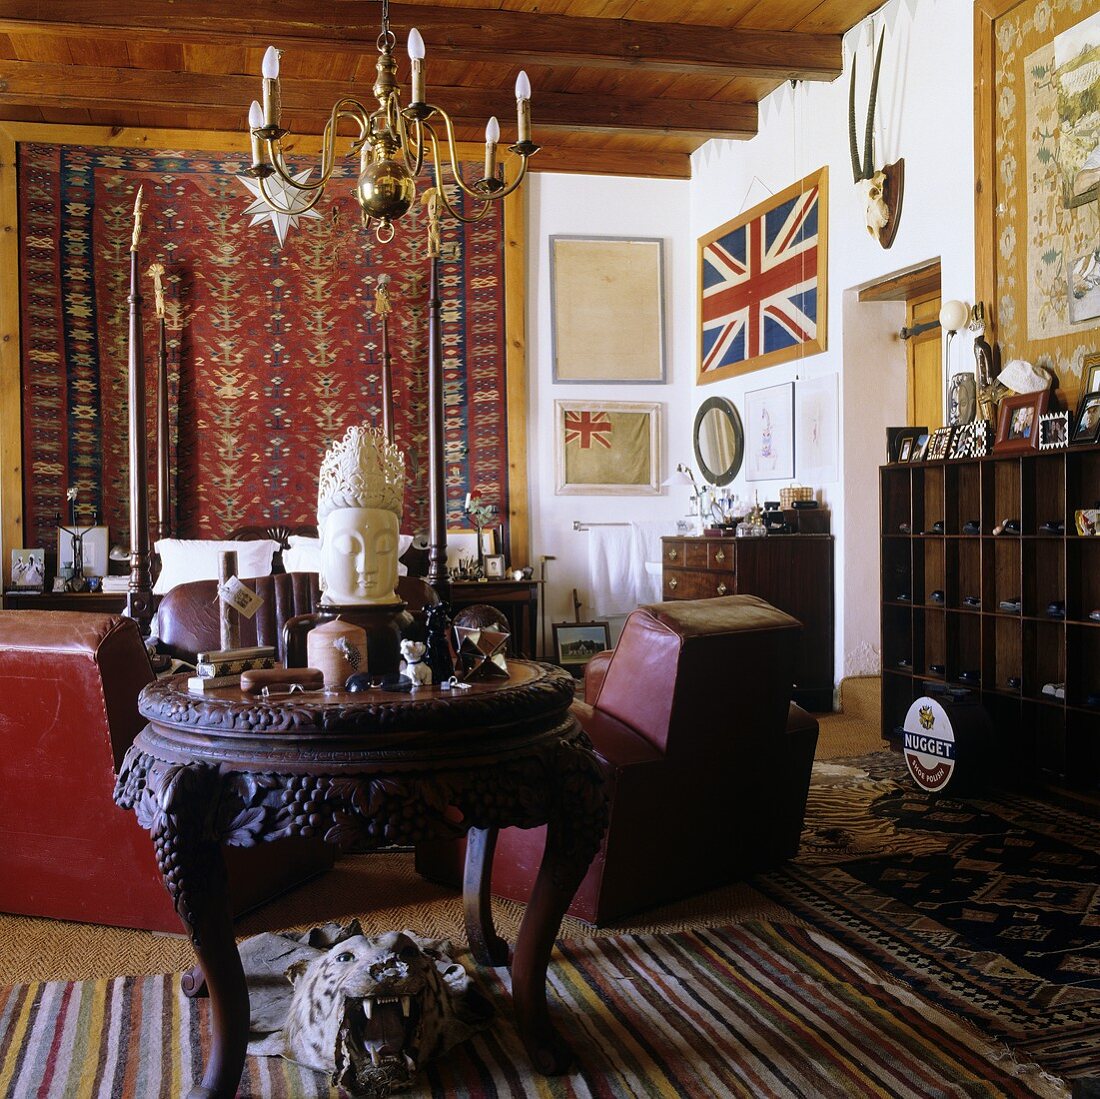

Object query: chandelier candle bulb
[515,71,531,143]
[484,116,500,180]
[407,28,425,103]
[261,46,280,127]
[248,101,266,166]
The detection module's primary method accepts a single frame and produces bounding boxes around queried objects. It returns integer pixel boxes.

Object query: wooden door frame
[905,288,942,427]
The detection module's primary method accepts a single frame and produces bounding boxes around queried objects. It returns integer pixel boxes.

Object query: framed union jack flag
[554,400,661,495]
[698,166,828,384]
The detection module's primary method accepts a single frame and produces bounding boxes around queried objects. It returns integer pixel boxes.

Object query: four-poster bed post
[149,262,170,543]
[425,252,450,605]
[125,189,155,635]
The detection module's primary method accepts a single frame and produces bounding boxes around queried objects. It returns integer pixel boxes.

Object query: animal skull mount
[850,28,904,249]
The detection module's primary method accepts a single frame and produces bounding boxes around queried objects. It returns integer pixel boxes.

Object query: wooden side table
[114,661,607,1099]
[2,590,127,613]
[451,579,540,657]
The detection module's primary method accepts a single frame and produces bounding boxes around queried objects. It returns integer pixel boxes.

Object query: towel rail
[573,520,630,532]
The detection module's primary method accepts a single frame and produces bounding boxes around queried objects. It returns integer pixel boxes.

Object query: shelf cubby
[881,441,1100,792]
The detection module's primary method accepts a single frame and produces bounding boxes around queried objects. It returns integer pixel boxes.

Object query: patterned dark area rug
[755,752,1100,1082]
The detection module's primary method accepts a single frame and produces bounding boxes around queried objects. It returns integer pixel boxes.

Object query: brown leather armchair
[153,572,436,664]
[0,611,328,931]
[416,594,820,925]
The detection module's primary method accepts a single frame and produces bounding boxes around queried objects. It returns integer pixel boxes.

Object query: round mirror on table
[693,396,744,486]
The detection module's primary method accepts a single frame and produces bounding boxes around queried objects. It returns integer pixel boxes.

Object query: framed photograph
[479,528,498,557]
[554,400,661,496]
[926,426,954,461]
[969,420,993,457]
[10,547,46,591]
[744,382,795,481]
[483,554,506,579]
[947,425,971,460]
[909,433,931,462]
[56,524,109,577]
[898,438,914,462]
[1038,411,1071,450]
[1071,391,1100,445]
[1084,353,1100,395]
[552,621,611,678]
[551,236,665,383]
[886,425,926,463]
[994,391,1051,455]
[698,166,827,384]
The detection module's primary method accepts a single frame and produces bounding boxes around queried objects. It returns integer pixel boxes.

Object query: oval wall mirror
[693,397,744,486]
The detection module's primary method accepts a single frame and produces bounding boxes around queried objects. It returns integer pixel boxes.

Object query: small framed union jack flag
[698,166,828,384]
[553,400,661,495]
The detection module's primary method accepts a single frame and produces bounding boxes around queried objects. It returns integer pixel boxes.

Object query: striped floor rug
[0,921,1065,1098]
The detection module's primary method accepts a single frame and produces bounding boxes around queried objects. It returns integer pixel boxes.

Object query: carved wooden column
[125,189,154,634]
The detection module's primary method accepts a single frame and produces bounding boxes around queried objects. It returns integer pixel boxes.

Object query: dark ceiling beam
[0,1,841,82]
[0,61,758,140]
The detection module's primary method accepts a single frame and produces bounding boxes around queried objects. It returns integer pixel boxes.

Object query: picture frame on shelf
[551,235,666,384]
[744,382,795,481]
[926,426,954,461]
[947,426,971,460]
[9,547,45,591]
[909,433,931,462]
[886,425,926,463]
[554,400,662,496]
[483,554,506,579]
[1071,391,1100,445]
[994,391,1051,455]
[898,438,914,462]
[1084,352,1100,395]
[552,621,612,678]
[1038,410,1071,450]
[970,420,993,457]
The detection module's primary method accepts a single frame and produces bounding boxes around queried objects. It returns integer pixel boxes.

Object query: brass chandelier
[244,0,539,243]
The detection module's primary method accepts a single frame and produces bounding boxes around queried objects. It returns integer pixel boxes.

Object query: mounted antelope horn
[850,27,885,183]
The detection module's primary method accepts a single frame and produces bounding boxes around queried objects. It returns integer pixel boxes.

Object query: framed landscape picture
[554,400,661,495]
[698,166,828,384]
[551,236,665,383]
[553,621,611,678]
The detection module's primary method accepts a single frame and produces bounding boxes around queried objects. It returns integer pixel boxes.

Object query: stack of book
[186,645,279,692]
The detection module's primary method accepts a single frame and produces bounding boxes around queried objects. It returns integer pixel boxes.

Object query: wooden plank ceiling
[0,0,882,178]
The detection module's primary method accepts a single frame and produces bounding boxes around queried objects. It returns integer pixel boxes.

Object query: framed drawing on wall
[744,383,795,482]
[698,166,828,384]
[554,400,661,495]
[551,236,665,383]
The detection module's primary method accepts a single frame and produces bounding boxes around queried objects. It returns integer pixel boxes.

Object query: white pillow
[283,535,322,575]
[284,534,415,576]
[153,538,281,595]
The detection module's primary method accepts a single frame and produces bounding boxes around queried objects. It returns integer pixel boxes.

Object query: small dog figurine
[400,638,432,687]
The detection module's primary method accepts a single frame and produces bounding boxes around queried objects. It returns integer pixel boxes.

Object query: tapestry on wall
[993,0,1100,396]
[697,166,828,385]
[17,142,509,552]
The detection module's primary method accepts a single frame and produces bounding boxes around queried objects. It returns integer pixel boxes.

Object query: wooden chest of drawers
[660,534,834,711]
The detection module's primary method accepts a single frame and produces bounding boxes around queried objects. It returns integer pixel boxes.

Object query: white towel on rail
[630,520,673,604]
[587,525,636,617]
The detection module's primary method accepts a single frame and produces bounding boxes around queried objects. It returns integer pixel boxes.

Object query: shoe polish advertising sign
[903,697,956,793]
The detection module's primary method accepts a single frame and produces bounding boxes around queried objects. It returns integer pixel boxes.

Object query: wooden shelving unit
[880,443,1100,791]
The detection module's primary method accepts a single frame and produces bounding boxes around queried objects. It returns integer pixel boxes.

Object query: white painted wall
[524,172,692,650]
[684,0,976,683]
[523,0,977,678]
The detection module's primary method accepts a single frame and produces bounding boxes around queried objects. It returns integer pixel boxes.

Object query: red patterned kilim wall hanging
[17,141,509,550]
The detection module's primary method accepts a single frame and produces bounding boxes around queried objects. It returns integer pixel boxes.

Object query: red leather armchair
[416,594,820,925]
[0,611,327,931]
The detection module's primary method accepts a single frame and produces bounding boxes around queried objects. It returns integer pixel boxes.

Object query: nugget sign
[902,696,956,792]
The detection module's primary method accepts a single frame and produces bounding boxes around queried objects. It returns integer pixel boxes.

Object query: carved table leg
[463,826,510,966]
[152,766,249,1099]
[511,741,608,1075]
[180,964,208,998]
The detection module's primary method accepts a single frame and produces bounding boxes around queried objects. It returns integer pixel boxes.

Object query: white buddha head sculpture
[317,424,405,606]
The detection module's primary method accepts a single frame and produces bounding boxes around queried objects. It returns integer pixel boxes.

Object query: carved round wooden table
[114,661,607,1099]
